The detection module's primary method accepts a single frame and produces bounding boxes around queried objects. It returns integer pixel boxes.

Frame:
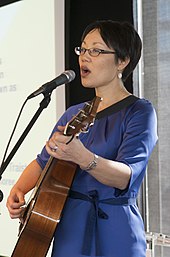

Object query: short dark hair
[81,20,142,81]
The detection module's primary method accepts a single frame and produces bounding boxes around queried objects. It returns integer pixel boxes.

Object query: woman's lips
[80,66,91,77]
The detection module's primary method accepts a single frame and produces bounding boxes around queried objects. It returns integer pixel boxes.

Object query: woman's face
[78,29,120,90]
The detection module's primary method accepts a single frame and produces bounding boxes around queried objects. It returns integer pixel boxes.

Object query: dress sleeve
[115,100,158,195]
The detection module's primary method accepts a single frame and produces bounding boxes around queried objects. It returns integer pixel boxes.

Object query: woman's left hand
[46,126,92,167]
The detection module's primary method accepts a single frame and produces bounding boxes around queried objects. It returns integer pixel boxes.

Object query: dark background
[0,0,133,108]
[65,0,133,108]
[0,0,21,7]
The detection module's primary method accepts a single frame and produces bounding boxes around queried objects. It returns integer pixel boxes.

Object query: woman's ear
[118,58,130,71]
[117,58,130,80]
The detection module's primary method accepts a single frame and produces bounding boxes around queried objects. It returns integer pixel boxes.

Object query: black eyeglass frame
[75,46,116,57]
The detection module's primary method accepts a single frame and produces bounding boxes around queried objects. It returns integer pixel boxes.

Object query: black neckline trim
[96,95,139,120]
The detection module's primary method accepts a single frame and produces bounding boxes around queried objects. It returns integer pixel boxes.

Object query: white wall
[0,0,65,255]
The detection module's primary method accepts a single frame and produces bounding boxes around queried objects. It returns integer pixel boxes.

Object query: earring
[118,72,122,79]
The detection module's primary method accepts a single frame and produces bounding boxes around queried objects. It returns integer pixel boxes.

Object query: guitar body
[11,96,101,257]
[12,158,77,257]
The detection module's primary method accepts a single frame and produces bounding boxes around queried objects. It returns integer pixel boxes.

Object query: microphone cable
[0,98,28,170]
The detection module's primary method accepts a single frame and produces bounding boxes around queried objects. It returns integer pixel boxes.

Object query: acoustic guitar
[11,96,101,257]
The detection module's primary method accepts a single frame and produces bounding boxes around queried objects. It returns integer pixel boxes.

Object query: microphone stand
[0,93,52,202]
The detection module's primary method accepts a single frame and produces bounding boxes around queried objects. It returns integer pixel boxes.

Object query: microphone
[27,70,75,99]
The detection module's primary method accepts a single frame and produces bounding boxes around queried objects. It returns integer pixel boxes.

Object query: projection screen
[0,0,65,255]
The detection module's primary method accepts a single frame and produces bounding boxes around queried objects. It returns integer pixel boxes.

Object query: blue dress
[36,95,158,257]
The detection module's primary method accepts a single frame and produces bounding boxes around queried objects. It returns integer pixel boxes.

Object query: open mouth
[81,66,91,77]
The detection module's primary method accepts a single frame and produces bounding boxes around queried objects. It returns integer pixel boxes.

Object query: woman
[7,20,158,257]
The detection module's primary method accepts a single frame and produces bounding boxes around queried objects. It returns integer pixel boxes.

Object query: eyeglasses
[75,46,116,57]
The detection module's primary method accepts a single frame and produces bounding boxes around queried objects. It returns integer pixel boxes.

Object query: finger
[10,211,23,219]
[46,142,59,157]
[7,205,23,218]
[7,199,24,213]
[51,145,58,152]
[57,125,65,132]
[7,194,25,209]
[17,192,25,205]
[66,135,74,145]
[46,140,57,151]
